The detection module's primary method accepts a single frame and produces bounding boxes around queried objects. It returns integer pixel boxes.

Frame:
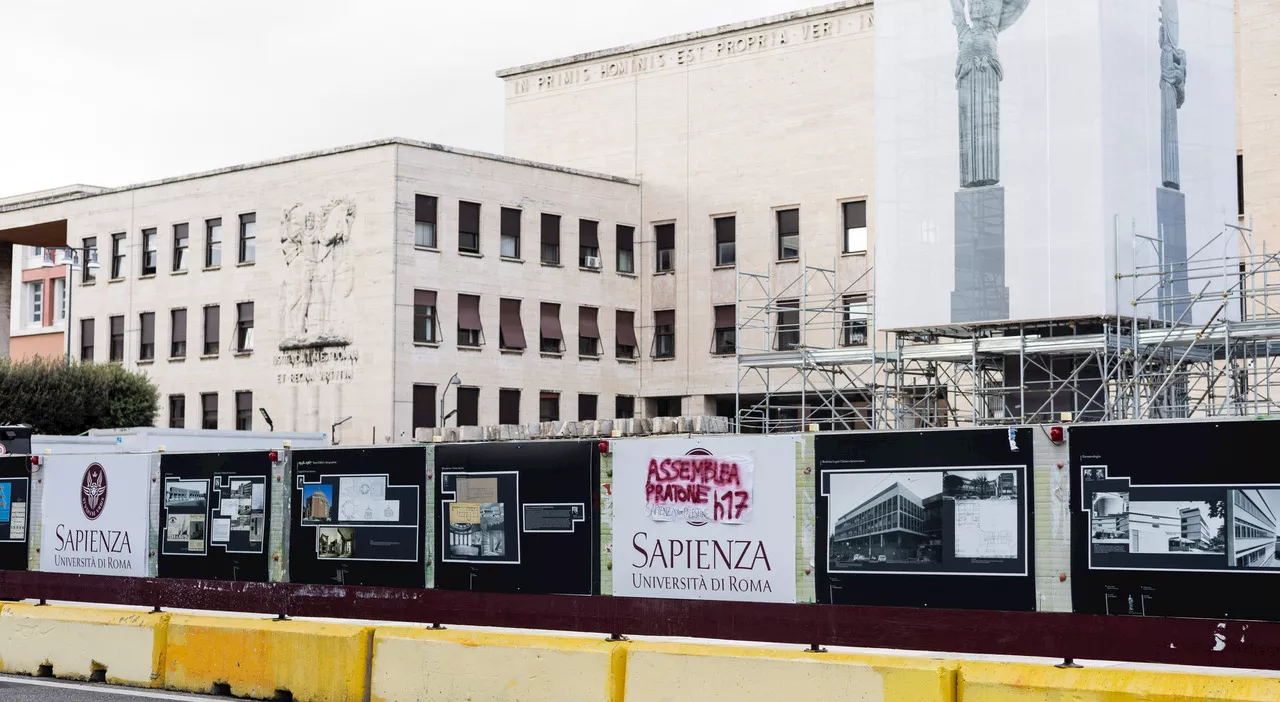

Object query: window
[111,232,126,279]
[25,281,43,325]
[82,237,98,283]
[776,299,800,350]
[714,216,736,267]
[499,389,520,425]
[616,395,635,420]
[579,220,600,268]
[415,195,438,248]
[169,395,186,429]
[1238,154,1245,217]
[616,310,638,358]
[141,228,158,275]
[457,294,483,347]
[171,308,187,358]
[458,201,481,253]
[843,201,868,254]
[139,312,156,360]
[655,223,675,272]
[203,305,220,355]
[238,213,257,263]
[236,302,255,352]
[412,384,437,430]
[457,387,479,426]
[616,225,635,273]
[205,218,222,267]
[499,298,526,350]
[539,392,560,422]
[235,391,253,430]
[201,393,218,430]
[80,319,95,362]
[541,213,561,264]
[109,315,125,362]
[713,305,736,355]
[578,306,600,356]
[500,207,521,258]
[578,394,598,421]
[842,294,870,347]
[53,278,67,322]
[173,223,189,271]
[414,290,438,343]
[540,302,564,353]
[777,208,800,260]
[653,309,675,359]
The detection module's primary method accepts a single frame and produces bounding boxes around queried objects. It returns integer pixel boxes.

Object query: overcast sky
[0,0,811,196]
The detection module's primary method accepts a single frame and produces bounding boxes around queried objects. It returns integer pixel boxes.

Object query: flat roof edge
[496,0,868,78]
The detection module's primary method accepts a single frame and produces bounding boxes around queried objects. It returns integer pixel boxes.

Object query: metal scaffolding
[734,219,1280,432]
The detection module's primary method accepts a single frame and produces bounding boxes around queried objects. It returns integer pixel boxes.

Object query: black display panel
[0,426,32,456]
[158,452,272,582]
[434,441,599,595]
[1070,420,1280,621]
[290,446,426,588]
[815,428,1036,611]
[0,457,32,571]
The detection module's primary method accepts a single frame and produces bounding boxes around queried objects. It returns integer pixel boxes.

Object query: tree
[0,358,159,435]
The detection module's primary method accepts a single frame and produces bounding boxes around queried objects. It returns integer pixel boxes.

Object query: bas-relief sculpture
[1159,0,1187,191]
[1157,0,1190,323]
[278,198,357,351]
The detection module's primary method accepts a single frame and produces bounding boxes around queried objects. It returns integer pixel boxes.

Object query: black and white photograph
[1227,490,1279,569]
[166,514,192,542]
[189,516,206,541]
[826,471,943,569]
[1084,467,1108,481]
[249,516,265,542]
[165,480,208,510]
[1090,492,1132,554]
[1096,497,1226,556]
[447,502,507,558]
[943,469,1019,560]
[318,527,356,559]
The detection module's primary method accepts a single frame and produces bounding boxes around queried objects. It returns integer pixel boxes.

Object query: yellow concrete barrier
[624,641,957,702]
[0,602,168,687]
[164,614,372,702]
[958,661,1280,701]
[370,627,626,702]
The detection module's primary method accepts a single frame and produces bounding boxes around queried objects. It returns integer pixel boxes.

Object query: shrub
[0,357,159,435]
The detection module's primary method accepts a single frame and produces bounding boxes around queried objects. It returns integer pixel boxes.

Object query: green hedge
[0,358,159,435]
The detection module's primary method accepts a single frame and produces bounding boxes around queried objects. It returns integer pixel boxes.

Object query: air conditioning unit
[584,256,602,269]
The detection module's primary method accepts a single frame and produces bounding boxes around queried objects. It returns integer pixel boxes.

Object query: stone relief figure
[950,0,1031,188]
[278,198,357,350]
[1159,0,1187,190]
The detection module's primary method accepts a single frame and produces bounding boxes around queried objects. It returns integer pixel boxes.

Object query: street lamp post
[439,373,462,430]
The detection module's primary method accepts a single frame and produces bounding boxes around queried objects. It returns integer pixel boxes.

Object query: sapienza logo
[80,463,108,520]
[684,448,712,527]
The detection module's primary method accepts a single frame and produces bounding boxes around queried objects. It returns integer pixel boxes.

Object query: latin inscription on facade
[274,348,360,385]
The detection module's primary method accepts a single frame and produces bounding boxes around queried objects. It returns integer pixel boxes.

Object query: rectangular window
[82,237,98,283]
[541,213,561,264]
[499,389,520,425]
[1238,153,1245,217]
[539,392,560,422]
[616,395,635,420]
[499,298,526,350]
[616,310,638,358]
[457,294,483,347]
[616,225,635,273]
[578,219,600,268]
[578,393,598,421]
[171,308,187,358]
[139,312,156,360]
[458,201,481,254]
[842,294,870,347]
[80,318,95,362]
[653,309,675,359]
[25,281,43,325]
[109,315,125,362]
[235,391,253,430]
[415,195,438,248]
[201,393,218,430]
[204,305,220,355]
[173,223,189,271]
[54,278,67,322]
[540,302,564,353]
[843,201,868,254]
[777,208,800,260]
[412,384,437,430]
[111,232,126,279]
[713,304,736,355]
[655,223,675,272]
[168,395,185,429]
[236,302,254,352]
[141,228,158,275]
[500,207,521,258]
[457,387,480,426]
[238,213,257,263]
[413,290,438,343]
[205,218,222,267]
[578,306,600,356]
[714,216,736,267]
[776,299,800,350]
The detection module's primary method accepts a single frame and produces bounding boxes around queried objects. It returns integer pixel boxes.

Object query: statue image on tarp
[1157,0,1190,323]
[949,0,1029,323]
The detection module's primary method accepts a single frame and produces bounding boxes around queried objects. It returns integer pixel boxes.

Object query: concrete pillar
[0,243,11,358]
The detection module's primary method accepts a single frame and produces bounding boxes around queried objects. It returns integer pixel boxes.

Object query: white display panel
[40,454,151,577]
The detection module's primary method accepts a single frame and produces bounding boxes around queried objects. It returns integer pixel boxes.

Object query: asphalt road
[0,676,213,701]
